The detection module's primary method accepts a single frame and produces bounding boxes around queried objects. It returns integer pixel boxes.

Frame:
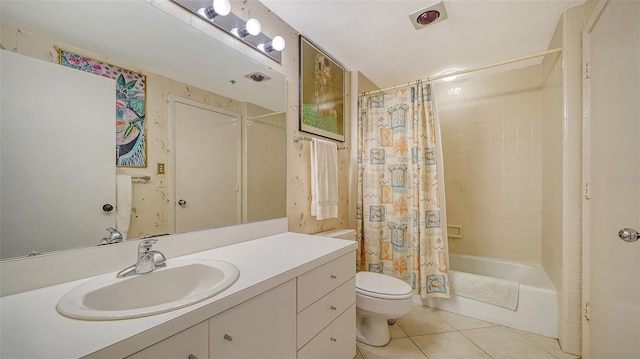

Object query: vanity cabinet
[209,279,296,358]
[296,252,356,358]
[1,232,359,359]
[126,320,208,359]
[122,252,355,359]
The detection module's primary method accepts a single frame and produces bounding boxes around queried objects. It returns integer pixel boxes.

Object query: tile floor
[354,305,580,359]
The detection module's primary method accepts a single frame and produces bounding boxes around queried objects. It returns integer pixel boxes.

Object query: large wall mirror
[0,0,286,260]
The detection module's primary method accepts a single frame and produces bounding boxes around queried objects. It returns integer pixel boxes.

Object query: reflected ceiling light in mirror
[232,18,261,38]
[258,36,286,53]
[173,0,283,63]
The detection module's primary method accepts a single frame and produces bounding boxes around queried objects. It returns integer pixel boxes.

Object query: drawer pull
[188,355,198,359]
[330,274,337,279]
[224,334,233,342]
[330,337,338,342]
[330,306,337,310]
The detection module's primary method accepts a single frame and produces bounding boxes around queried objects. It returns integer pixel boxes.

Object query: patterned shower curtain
[357,81,450,299]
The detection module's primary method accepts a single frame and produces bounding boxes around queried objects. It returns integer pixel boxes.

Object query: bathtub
[419,254,558,338]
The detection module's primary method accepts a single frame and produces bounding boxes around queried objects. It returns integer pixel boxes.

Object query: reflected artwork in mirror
[0,0,286,260]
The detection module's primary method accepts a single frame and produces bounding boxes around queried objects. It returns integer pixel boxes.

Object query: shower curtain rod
[361,47,563,95]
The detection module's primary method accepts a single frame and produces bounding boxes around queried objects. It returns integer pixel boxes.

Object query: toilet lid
[356,271,413,299]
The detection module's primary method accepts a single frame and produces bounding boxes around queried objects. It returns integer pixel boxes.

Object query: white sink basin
[56,258,239,320]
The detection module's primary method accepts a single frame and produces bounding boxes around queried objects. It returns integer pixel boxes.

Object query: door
[171,98,240,233]
[583,1,640,357]
[0,50,115,258]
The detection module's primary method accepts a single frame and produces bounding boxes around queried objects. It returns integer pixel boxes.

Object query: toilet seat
[356,272,413,300]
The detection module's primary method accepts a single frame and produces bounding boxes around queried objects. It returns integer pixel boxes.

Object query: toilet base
[356,312,391,347]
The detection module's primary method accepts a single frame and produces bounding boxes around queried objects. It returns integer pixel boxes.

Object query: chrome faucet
[100,227,123,245]
[116,239,167,278]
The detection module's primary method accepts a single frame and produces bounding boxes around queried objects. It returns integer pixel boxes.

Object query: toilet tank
[316,229,356,241]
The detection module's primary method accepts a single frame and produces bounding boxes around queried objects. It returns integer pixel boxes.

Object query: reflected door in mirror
[173,99,241,232]
[0,50,116,259]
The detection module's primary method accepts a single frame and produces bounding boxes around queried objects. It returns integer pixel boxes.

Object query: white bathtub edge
[416,288,558,338]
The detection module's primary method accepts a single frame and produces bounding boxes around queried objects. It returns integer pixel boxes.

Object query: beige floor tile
[397,304,457,336]
[412,331,492,359]
[357,338,427,359]
[434,309,498,330]
[509,328,580,359]
[461,326,556,359]
[389,323,408,338]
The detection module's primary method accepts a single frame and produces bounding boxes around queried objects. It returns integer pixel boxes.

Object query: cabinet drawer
[127,320,208,359]
[297,304,356,359]
[297,252,355,311]
[210,279,296,359]
[297,276,355,349]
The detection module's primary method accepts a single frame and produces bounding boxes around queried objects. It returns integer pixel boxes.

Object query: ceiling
[260,0,585,88]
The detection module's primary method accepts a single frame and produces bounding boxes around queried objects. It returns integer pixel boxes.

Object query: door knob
[618,228,639,242]
[178,199,187,206]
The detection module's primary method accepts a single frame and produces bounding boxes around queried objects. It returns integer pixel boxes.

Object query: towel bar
[293,135,346,150]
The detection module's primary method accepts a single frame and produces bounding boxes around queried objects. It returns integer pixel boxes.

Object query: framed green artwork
[299,36,345,142]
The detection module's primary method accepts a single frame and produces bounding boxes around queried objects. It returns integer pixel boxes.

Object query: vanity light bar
[171,0,284,63]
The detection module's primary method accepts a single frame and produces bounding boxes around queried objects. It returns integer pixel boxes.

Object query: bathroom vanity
[0,232,357,358]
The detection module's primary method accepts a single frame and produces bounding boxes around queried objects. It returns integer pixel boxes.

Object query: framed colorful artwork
[59,49,147,167]
[299,36,345,142]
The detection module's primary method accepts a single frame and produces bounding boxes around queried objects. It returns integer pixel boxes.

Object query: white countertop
[0,232,357,358]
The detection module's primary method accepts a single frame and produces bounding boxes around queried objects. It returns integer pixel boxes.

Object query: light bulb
[212,0,231,16]
[245,18,261,36]
[259,36,286,53]
[271,36,285,51]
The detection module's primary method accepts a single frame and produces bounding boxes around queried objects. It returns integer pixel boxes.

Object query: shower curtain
[357,81,450,299]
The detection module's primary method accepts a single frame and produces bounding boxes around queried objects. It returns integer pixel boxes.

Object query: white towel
[450,270,520,311]
[115,174,132,240]
[310,138,338,219]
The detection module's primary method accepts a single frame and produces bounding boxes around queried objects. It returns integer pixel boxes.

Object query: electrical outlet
[157,163,165,175]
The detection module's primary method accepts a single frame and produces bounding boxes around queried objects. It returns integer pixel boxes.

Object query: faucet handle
[138,239,157,253]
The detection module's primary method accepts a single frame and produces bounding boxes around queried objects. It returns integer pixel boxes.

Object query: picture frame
[59,49,147,167]
[299,35,345,142]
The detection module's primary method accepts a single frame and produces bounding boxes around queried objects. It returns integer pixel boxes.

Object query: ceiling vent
[244,71,271,82]
[409,2,448,30]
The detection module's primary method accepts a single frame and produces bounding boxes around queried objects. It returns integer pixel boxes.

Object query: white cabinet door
[127,321,208,359]
[210,279,296,359]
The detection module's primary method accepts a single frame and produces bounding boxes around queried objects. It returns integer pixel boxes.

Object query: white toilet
[317,229,414,347]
